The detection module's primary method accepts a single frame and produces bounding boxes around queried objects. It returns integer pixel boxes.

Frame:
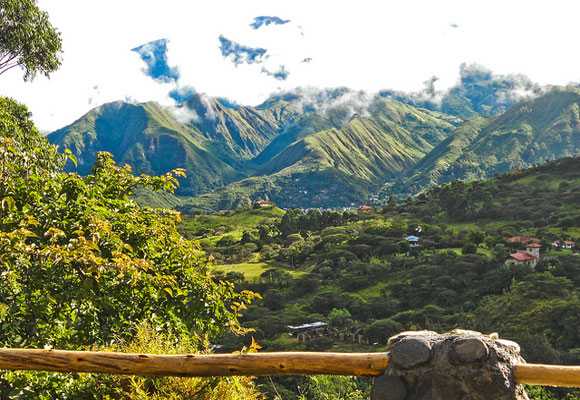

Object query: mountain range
[48,75,580,209]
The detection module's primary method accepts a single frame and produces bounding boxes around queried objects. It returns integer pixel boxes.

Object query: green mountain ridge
[48,101,243,195]
[385,117,489,195]
[48,87,580,209]
[185,98,460,208]
[385,88,580,198]
[187,95,301,160]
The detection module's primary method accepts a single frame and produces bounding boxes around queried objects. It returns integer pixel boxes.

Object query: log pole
[515,364,580,388]
[0,349,388,377]
[0,349,579,388]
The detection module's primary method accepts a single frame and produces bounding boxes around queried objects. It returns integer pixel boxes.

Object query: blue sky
[2,0,579,131]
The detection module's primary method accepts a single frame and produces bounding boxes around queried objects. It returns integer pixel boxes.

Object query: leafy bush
[0,323,262,400]
[0,98,258,398]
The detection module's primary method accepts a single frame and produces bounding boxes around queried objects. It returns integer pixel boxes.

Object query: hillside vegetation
[181,157,580,399]
[387,88,580,197]
[48,101,244,195]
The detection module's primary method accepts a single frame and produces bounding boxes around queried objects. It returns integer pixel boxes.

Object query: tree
[0,0,63,80]
[0,98,260,398]
[328,308,353,330]
[462,242,478,254]
[468,230,486,246]
[364,318,403,344]
[299,376,367,400]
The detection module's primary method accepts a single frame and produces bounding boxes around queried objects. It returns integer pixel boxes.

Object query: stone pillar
[371,330,529,400]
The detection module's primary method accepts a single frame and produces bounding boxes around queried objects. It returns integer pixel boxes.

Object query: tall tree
[0,0,62,79]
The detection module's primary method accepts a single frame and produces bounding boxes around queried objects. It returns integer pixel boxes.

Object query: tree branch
[0,61,20,76]
[0,53,19,68]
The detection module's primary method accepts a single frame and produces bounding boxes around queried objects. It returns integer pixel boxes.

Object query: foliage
[188,158,580,398]
[297,376,368,400]
[405,156,580,228]
[0,97,258,397]
[0,0,62,79]
[0,323,262,399]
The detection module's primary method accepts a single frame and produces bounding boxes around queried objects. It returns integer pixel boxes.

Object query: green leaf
[1,196,16,211]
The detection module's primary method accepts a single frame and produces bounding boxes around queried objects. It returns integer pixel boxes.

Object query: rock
[452,337,489,363]
[371,375,407,400]
[387,330,438,347]
[373,330,529,400]
[496,339,521,353]
[448,329,482,337]
[390,337,432,369]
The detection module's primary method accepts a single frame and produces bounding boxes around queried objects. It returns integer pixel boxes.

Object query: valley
[3,2,580,398]
[179,158,580,398]
[39,79,580,399]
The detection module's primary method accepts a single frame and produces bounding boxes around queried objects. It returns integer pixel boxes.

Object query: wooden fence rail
[1,349,580,388]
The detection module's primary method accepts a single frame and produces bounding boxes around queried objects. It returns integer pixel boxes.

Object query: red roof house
[507,250,539,268]
[506,236,540,245]
[254,199,274,208]
[510,252,537,262]
[358,205,373,213]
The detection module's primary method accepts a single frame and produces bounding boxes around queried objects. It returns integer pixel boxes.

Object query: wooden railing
[1,349,580,388]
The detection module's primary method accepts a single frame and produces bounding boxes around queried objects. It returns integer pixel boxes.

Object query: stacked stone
[372,330,529,400]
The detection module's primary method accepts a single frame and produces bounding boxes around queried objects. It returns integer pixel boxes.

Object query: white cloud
[2,0,579,132]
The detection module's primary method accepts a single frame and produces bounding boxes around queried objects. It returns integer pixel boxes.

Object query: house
[506,243,542,268]
[506,236,540,245]
[405,235,420,248]
[287,322,328,343]
[358,205,373,213]
[253,199,274,209]
[526,242,541,257]
[552,240,576,249]
[507,251,539,268]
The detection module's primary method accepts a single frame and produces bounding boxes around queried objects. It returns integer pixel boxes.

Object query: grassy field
[182,207,284,233]
[212,260,308,280]
[181,206,284,243]
[213,262,270,280]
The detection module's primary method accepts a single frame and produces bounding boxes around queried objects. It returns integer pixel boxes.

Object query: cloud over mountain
[218,35,268,66]
[5,0,580,133]
[261,65,290,80]
[131,39,180,83]
[250,16,290,30]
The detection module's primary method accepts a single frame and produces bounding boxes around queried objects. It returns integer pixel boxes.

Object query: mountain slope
[385,117,489,195]
[446,88,580,180]
[260,117,425,182]
[407,155,580,226]
[184,95,300,160]
[256,98,459,184]
[383,88,580,198]
[186,100,461,209]
[253,97,459,167]
[48,101,242,195]
[49,94,459,206]
[48,86,579,209]
[251,113,338,165]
